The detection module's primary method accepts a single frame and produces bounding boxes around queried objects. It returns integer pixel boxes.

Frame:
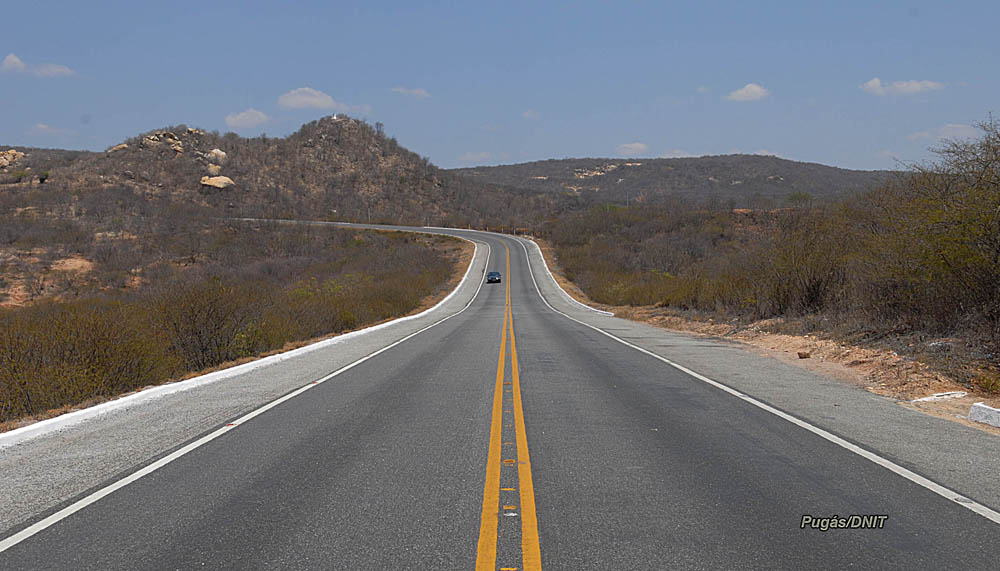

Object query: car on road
[486,271,502,283]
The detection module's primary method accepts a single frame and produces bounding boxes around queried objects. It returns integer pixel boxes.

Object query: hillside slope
[3,116,555,227]
[451,155,894,207]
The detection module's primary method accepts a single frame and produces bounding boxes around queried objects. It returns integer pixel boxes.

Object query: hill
[2,116,556,227]
[450,155,894,207]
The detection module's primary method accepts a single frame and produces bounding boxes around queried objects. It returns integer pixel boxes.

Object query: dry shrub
[544,118,1000,358]
[0,226,459,423]
[0,300,178,420]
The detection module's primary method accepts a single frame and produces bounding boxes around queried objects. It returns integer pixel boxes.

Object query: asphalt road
[2,228,1000,570]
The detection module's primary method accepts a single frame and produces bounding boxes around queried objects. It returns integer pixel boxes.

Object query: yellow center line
[507,244,542,569]
[476,242,542,571]
[475,254,508,571]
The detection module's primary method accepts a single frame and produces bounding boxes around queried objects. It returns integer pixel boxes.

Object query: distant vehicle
[486,271,502,283]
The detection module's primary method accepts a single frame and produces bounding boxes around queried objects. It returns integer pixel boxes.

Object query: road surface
[2,227,999,570]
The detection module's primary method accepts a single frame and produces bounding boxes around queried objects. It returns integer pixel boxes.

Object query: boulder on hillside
[206,164,222,175]
[107,143,129,153]
[1,149,26,171]
[200,175,235,189]
[206,148,227,163]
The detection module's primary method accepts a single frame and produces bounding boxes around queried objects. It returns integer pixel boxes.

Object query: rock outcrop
[206,164,222,176]
[0,149,26,170]
[200,175,235,189]
[206,148,227,163]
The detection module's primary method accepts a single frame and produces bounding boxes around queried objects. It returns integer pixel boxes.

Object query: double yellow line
[476,244,541,571]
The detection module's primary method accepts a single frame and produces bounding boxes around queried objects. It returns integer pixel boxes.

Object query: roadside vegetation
[542,119,1000,391]
[0,215,462,424]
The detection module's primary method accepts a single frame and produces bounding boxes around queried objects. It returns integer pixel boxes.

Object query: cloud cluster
[28,123,76,137]
[34,64,75,78]
[391,87,430,99]
[616,142,648,156]
[909,123,977,141]
[661,149,695,158]
[726,83,769,101]
[1,53,76,77]
[225,108,269,128]
[2,53,26,72]
[278,87,348,110]
[224,87,374,131]
[860,77,944,96]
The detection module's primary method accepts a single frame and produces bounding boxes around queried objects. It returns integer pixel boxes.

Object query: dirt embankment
[531,238,1000,436]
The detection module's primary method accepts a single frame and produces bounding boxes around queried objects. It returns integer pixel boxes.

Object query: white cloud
[278,87,347,110]
[696,86,709,95]
[1,53,26,72]
[459,151,492,163]
[661,149,695,158]
[909,123,977,141]
[2,54,76,77]
[225,108,269,128]
[522,109,540,120]
[725,83,770,101]
[860,77,944,96]
[753,149,779,156]
[28,123,76,137]
[877,149,900,160]
[33,63,76,77]
[616,142,648,156]
[860,78,884,95]
[391,86,430,98]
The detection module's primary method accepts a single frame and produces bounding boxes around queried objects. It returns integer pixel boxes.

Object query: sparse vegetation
[3,116,557,229]
[0,219,463,423]
[453,155,892,207]
[542,119,1000,388]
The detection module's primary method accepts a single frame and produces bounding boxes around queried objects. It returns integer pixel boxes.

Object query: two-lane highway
[2,228,1000,569]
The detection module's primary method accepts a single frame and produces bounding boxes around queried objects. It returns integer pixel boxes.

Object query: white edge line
[0,239,491,554]
[0,235,485,450]
[513,236,1000,526]
[522,236,613,316]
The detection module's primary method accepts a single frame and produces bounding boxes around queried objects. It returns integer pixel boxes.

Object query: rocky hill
[451,155,894,207]
[2,116,555,227]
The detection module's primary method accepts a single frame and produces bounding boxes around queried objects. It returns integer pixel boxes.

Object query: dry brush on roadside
[0,222,462,424]
[541,119,1000,391]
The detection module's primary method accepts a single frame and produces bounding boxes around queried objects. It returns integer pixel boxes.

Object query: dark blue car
[486,271,502,284]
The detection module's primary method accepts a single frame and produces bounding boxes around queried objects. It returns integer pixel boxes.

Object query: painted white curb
[969,402,1000,428]
[913,391,967,402]
[0,239,483,450]
[521,237,614,316]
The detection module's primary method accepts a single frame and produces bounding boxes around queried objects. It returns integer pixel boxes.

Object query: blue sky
[1,1,996,170]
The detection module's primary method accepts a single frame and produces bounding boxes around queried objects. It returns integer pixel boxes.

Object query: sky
[1,0,997,170]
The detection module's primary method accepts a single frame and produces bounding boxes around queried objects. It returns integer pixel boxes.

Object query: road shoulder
[0,232,485,536]
[518,234,1000,512]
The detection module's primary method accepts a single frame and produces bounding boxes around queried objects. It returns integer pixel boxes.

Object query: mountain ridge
[450,154,894,207]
